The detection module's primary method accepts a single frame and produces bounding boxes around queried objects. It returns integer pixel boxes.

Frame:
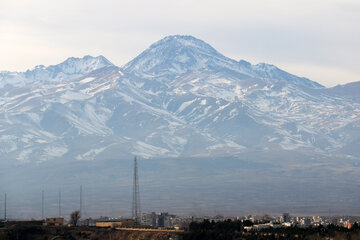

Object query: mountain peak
[148,35,219,54]
[123,35,324,89]
[123,35,230,77]
[0,55,114,87]
[38,55,114,78]
[56,55,113,71]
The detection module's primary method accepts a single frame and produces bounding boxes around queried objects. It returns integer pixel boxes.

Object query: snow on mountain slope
[0,35,359,163]
[124,35,323,89]
[0,55,113,88]
[0,65,235,162]
[122,36,358,154]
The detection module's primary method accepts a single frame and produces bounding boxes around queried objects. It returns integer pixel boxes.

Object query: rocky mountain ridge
[0,35,359,163]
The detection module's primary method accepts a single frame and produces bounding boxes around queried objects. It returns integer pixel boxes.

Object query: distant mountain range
[1,35,360,218]
[0,35,359,163]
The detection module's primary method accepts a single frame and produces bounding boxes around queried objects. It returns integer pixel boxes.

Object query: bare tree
[70,210,81,226]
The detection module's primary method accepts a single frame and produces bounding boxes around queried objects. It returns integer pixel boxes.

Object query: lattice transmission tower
[132,156,141,225]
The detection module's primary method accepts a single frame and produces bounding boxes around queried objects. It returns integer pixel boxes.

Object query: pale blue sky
[0,0,359,87]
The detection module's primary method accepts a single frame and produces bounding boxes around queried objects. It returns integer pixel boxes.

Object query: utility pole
[80,185,82,218]
[4,193,6,221]
[132,156,141,225]
[59,191,61,217]
[41,189,44,220]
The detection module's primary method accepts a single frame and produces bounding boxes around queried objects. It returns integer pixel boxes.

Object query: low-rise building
[44,218,64,226]
[96,219,134,228]
[142,212,177,228]
[344,220,352,229]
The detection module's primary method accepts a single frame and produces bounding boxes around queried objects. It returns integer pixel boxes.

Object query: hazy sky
[0,0,359,87]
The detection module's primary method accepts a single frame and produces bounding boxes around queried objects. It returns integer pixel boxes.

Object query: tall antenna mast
[59,191,61,217]
[4,193,6,221]
[41,189,44,219]
[80,185,82,218]
[132,156,141,225]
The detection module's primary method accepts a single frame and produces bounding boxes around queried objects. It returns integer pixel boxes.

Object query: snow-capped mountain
[0,35,359,163]
[124,35,322,89]
[0,55,113,88]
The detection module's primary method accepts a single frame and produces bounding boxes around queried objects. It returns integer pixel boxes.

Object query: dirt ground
[0,224,179,240]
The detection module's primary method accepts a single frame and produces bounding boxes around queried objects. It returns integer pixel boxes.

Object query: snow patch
[131,141,171,158]
[61,91,90,101]
[42,146,68,159]
[16,149,33,163]
[177,99,196,113]
[76,146,109,160]
[79,77,95,84]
